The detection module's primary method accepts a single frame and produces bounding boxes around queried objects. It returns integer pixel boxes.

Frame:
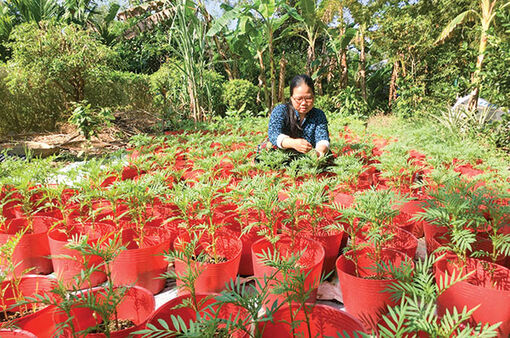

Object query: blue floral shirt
[268,104,330,148]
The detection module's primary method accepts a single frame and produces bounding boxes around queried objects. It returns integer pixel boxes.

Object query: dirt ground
[0,110,162,159]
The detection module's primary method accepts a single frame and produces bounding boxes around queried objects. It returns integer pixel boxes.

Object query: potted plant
[170,179,242,294]
[334,188,415,331]
[106,175,175,294]
[0,234,57,337]
[378,254,501,337]
[24,232,155,337]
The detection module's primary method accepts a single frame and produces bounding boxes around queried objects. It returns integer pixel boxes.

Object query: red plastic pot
[311,230,344,275]
[174,232,242,294]
[0,275,58,338]
[110,228,173,294]
[430,232,508,267]
[258,303,366,337]
[336,248,414,331]
[393,199,428,238]
[146,294,250,338]
[435,255,510,337]
[47,227,107,289]
[0,216,57,276]
[281,208,344,276]
[251,236,324,307]
[0,329,38,337]
[423,221,448,255]
[226,225,263,276]
[54,285,155,337]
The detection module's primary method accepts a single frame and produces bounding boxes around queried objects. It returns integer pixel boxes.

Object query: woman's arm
[268,105,312,153]
[281,137,313,153]
[314,110,330,157]
[268,105,288,147]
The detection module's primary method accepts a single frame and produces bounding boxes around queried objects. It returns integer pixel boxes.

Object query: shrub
[150,59,187,115]
[203,69,225,116]
[151,59,224,118]
[68,100,114,140]
[0,61,65,133]
[332,87,371,118]
[222,79,258,113]
[314,94,337,115]
[7,21,118,104]
[0,21,119,134]
[87,70,153,111]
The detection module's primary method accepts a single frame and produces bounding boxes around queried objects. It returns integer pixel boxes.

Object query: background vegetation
[0,0,508,149]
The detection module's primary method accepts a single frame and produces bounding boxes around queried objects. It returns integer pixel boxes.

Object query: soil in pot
[146,293,250,338]
[0,275,58,338]
[53,285,155,338]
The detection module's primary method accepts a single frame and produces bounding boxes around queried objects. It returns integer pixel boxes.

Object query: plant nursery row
[0,117,509,337]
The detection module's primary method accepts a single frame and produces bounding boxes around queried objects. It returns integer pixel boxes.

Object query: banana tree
[436,0,510,111]
[208,0,291,112]
[89,2,120,46]
[286,0,327,77]
[3,0,60,24]
[62,0,98,26]
[345,0,380,101]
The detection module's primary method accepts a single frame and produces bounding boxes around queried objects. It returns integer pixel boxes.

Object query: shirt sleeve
[268,104,288,148]
[314,109,330,147]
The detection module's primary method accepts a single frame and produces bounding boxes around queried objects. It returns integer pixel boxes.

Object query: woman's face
[291,84,314,115]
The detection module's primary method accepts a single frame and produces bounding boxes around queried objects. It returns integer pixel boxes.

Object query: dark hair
[287,74,315,138]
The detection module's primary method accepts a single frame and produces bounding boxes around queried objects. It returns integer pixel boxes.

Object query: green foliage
[114,23,173,74]
[222,79,258,114]
[314,94,337,114]
[380,254,501,337]
[7,21,118,102]
[68,100,114,140]
[87,70,153,111]
[334,87,371,118]
[151,58,224,119]
[488,112,510,151]
[0,21,119,134]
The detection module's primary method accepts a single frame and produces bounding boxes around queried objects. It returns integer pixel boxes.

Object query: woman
[267,74,330,158]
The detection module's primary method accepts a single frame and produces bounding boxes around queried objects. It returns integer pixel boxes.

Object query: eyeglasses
[292,96,314,103]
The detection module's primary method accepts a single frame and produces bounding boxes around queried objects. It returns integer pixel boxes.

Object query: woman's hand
[283,138,312,153]
[316,143,329,158]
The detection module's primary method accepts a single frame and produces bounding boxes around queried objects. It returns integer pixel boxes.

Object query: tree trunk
[197,0,237,80]
[327,55,336,84]
[268,28,277,111]
[278,51,288,103]
[358,30,367,101]
[388,60,399,109]
[257,50,271,112]
[188,78,197,122]
[468,30,487,111]
[314,42,328,95]
[340,50,348,89]
[306,42,315,76]
[338,7,348,89]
